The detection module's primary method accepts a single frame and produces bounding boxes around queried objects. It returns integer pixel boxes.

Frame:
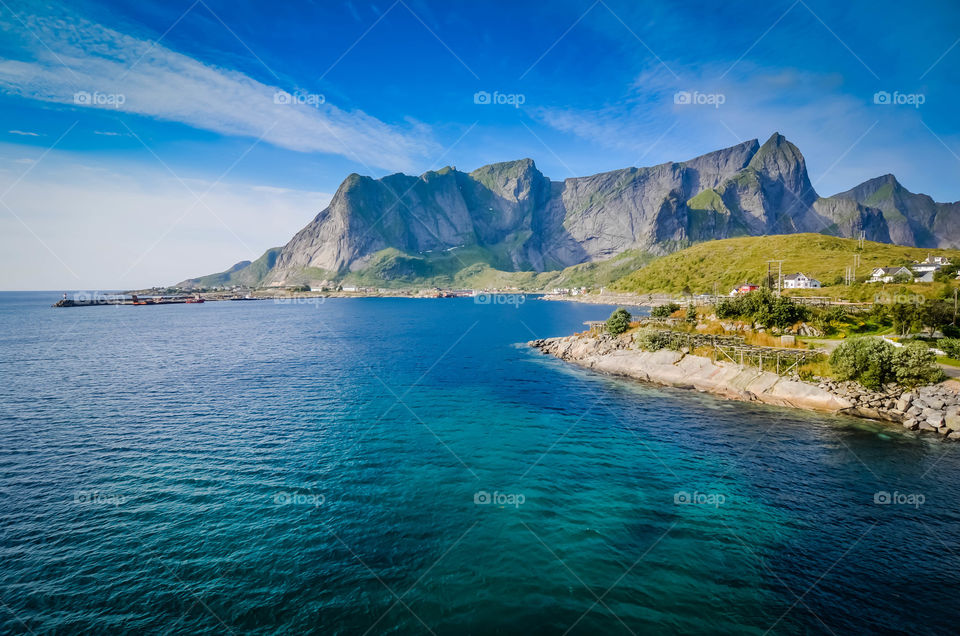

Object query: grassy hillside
[182,247,282,288]
[611,234,960,295]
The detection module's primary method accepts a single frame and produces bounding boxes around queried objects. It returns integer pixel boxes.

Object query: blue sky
[1,0,959,289]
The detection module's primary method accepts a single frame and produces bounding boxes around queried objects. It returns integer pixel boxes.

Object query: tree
[651,303,680,319]
[892,342,946,387]
[893,270,914,284]
[829,338,896,389]
[606,308,632,335]
[921,300,954,335]
[933,260,958,283]
[685,304,698,324]
[889,302,921,337]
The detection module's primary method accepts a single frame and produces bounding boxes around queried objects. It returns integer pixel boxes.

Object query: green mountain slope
[611,234,960,294]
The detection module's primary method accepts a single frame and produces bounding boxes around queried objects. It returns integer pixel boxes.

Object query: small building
[917,255,950,267]
[730,283,759,296]
[868,266,912,283]
[783,272,822,289]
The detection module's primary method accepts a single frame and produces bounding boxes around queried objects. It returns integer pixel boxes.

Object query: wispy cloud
[0,150,333,289]
[8,130,41,136]
[0,12,437,171]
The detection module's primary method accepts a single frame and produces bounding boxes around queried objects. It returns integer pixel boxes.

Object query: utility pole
[858,230,865,250]
[766,260,783,294]
[954,287,957,325]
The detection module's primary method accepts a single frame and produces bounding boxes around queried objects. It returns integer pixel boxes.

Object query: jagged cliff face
[183,132,960,287]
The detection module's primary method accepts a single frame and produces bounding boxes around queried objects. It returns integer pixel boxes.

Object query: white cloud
[8,130,41,136]
[0,151,332,290]
[0,13,437,172]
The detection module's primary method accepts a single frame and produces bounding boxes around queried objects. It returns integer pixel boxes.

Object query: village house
[914,255,950,269]
[782,273,822,289]
[868,266,913,283]
[908,255,949,283]
[730,283,759,296]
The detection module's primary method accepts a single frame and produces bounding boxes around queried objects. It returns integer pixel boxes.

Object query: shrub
[606,308,632,335]
[940,338,960,359]
[685,304,698,324]
[829,338,896,389]
[892,342,946,387]
[634,328,672,351]
[651,303,680,319]
[714,289,808,329]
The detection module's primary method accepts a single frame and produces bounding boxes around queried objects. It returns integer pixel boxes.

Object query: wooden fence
[637,328,826,376]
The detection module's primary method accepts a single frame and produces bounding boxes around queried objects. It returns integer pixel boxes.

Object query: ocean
[1,291,958,634]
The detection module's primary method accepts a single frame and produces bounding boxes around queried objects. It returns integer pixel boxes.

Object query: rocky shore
[530,331,960,439]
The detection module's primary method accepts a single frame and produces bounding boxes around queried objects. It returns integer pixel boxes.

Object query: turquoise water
[1,292,958,634]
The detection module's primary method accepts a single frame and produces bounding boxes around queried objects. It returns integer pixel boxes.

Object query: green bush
[714,289,809,329]
[651,303,680,319]
[892,342,946,387]
[634,328,672,351]
[940,338,960,359]
[829,338,896,389]
[606,308,632,335]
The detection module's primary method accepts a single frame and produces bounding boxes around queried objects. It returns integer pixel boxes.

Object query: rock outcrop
[530,331,960,438]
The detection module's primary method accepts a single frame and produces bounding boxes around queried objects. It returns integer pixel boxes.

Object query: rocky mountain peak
[180,134,960,288]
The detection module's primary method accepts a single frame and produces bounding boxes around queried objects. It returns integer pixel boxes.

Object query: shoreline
[530,331,960,439]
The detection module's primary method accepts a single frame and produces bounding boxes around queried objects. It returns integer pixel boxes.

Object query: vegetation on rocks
[650,303,680,319]
[830,338,945,389]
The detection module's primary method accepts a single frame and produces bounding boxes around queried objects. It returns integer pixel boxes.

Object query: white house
[783,272,821,289]
[868,266,912,283]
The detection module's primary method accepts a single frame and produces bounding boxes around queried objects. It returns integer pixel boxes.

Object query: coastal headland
[531,330,960,438]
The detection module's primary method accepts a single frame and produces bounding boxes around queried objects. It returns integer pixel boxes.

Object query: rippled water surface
[1,292,959,634]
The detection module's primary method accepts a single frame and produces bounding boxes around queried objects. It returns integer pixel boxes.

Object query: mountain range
[181,132,960,289]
